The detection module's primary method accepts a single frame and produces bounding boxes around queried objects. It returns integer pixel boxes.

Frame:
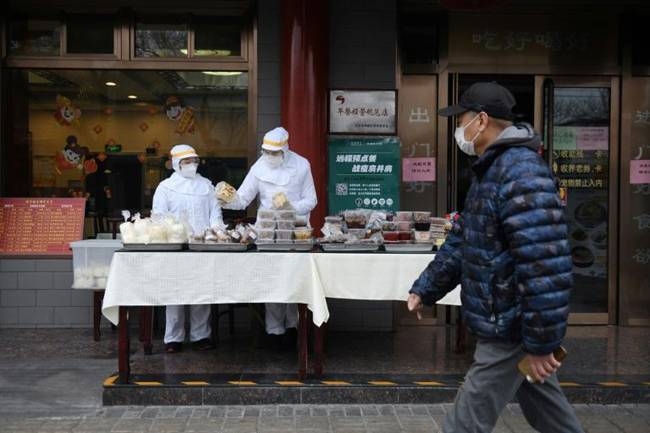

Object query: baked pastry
[215,181,237,203]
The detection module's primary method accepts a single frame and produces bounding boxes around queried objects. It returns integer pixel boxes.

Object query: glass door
[536,76,619,324]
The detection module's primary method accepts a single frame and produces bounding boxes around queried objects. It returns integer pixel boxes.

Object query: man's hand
[525,353,562,384]
[407,293,424,320]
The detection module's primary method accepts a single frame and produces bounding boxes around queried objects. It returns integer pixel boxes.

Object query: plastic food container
[381,221,397,231]
[257,210,276,220]
[344,210,367,228]
[70,239,122,289]
[430,217,448,226]
[347,228,367,239]
[256,220,276,230]
[275,229,294,241]
[398,231,412,241]
[325,216,343,223]
[397,221,414,231]
[276,220,296,230]
[257,229,275,241]
[414,211,431,222]
[294,227,313,241]
[395,211,413,221]
[414,231,432,243]
[276,210,296,220]
[382,231,399,242]
[414,222,432,231]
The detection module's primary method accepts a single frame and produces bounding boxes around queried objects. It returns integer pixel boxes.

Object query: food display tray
[121,243,185,251]
[256,242,314,252]
[320,243,380,252]
[188,243,250,252]
[383,243,434,253]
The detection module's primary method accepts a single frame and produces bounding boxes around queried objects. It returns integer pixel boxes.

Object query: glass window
[550,87,610,314]
[66,14,115,54]
[135,17,188,58]
[193,17,242,57]
[3,70,249,221]
[9,18,62,56]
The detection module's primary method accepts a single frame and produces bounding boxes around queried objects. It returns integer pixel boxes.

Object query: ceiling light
[105,81,117,87]
[201,71,243,76]
[127,95,138,99]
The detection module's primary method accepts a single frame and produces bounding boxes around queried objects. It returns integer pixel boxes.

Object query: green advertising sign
[328,136,401,214]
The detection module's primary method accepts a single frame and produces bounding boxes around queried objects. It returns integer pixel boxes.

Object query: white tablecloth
[102,251,461,327]
[102,251,328,326]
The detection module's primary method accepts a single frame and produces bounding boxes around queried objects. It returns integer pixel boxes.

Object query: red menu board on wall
[0,198,85,256]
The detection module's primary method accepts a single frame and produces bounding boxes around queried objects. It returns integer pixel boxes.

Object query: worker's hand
[407,293,424,320]
[525,353,562,384]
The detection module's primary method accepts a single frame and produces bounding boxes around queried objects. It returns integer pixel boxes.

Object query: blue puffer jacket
[410,124,572,355]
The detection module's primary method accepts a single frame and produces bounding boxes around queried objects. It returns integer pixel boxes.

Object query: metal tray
[320,243,380,252]
[383,243,434,253]
[121,243,185,251]
[188,243,250,252]
[256,242,314,252]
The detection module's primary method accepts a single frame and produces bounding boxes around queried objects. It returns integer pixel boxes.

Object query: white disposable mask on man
[263,153,284,168]
[454,114,481,156]
[179,163,198,178]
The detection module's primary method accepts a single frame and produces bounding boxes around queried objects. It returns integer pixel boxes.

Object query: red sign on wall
[0,198,85,256]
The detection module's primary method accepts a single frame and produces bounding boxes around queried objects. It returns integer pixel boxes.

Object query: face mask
[263,153,284,168]
[454,114,481,156]
[179,163,198,178]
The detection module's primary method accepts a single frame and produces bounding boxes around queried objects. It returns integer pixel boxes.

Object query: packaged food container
[347,228,367,240]
[275,229,294,241]
[414,211,432,222]
[381,221,397,231]
[395,211,413,221]
[70,239,122,289]
[294,227,313,241]
[414,222,432,231]
[257,209,276,220]
[430,217,448,226]
[382,231,399,242]
[276,210,296,220]
[257,229,275,241]
[397,221,414,231]
[256,220,276,230]
[344,210,367,228]
[414,231,432,243]
[398,231,412,241]
[276,220,296,230]
[325,216,343,223]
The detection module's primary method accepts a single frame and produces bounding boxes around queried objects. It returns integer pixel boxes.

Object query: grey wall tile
[1,289,36,307]
[18,272,53,290]
[1,259,36,272]
[18,307,54,325]
[0,272,18,289]
[37,290,72,307]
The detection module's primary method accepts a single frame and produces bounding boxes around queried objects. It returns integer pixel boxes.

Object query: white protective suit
[224,127,317,335]
[152,144,223,344]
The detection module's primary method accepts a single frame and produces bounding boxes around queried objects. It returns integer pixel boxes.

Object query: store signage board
[403,157,436,182]
[329,90,397,135]
[328,136,401,213]
[0,198,85,256]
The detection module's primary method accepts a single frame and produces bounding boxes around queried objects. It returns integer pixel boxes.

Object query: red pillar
[281,0,329,229]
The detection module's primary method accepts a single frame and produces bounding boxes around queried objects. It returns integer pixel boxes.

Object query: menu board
[0,198,85,256]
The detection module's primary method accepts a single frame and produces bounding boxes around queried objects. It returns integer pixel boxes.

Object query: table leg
[118,306,130,384]
[141,306,153,355]
[298,304,308,380]
[93,290,103,342]
[313,323,324,377]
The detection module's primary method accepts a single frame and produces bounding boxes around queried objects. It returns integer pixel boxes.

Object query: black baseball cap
[438,81,516,120]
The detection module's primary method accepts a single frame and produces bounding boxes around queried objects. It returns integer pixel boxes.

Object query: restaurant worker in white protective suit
[219,127,317,348]
[152,144,223,354]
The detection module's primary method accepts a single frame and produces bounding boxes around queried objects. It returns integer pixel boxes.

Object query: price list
[0,198,85,255]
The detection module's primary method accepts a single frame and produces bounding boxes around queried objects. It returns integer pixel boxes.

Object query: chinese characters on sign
[630,160,650,184]
[0,198,85,255]
[472,31,590,52]
[552,150,608,189]
[328,137,400,213]
[402,158,436,182]
[329,90,396,134]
